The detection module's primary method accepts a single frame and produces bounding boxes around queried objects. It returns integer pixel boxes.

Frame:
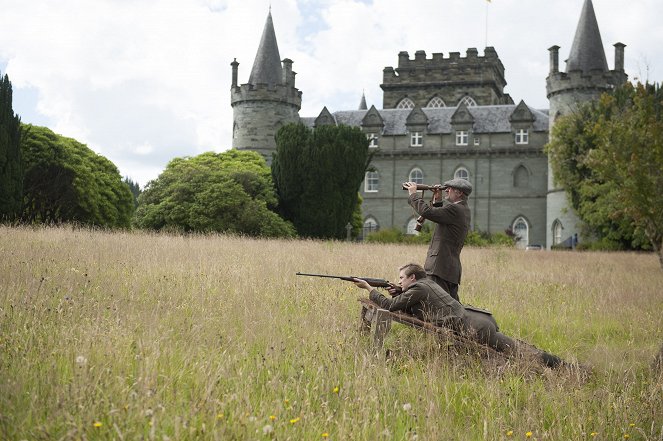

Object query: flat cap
[441,178,472,195]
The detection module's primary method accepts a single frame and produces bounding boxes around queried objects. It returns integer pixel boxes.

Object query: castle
[230,0,627,249]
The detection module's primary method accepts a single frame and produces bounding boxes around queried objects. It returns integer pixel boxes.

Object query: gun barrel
[296,272,392,288]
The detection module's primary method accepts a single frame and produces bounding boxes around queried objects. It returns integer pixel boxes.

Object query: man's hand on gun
[352,278,402,297]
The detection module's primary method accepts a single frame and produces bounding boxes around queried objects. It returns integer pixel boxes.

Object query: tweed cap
[441,178,472,195]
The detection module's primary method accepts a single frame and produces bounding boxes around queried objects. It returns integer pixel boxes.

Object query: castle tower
[230,11,302,161]
[380,47,514,109]
[545,0,627,249]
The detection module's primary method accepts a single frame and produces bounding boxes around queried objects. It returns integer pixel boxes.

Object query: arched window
[425,97,446,108]
[514,165,529,188]
[409,167,424,184]
[396,97,415,109]
[458,96,477,107]
[364,171,379,192]
[406,217,420,235]
[512,217,529,249]
[363,217,379,237]
[552,219,563,246]
[454,167,470,181]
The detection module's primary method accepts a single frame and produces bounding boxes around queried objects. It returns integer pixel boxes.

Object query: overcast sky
[1,0,661,187]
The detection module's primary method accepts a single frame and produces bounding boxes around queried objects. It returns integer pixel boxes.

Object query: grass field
[1,225,661,440]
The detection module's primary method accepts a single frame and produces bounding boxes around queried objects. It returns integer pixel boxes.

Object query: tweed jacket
[369,278,466,327]
[408,194,471,284]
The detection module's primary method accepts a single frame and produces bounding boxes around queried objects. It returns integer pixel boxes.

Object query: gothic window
[363,217,379,237]
[410,131,423,147]
[552,219,563,246]
[406,217,420,235]
[515,129,529,144]
[454,167,469,181]
[455,130,468,146]
[514,165,529,188]
[426,97,446,108]
[409,168,424,184]
[397,97,415,109]
[366,133,378,148]
[459,96,477,107]
[364,171,379,192]
[512,217,529,249]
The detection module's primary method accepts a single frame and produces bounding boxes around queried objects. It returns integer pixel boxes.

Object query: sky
[1,0,661,187]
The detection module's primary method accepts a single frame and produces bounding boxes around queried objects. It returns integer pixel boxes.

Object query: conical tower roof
[248,11,283,86]
[565,0,608,73]
[359,91,367,110]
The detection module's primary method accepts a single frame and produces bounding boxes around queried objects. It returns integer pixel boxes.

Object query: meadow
[0,225,661,440]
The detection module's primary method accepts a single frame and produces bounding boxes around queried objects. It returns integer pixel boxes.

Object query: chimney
[231,58,239,87]
[549,46,560,74]
[614,43,626,72]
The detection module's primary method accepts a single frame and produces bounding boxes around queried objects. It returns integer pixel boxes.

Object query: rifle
[295,272,394,288]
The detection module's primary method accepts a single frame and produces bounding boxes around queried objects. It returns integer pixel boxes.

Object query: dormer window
[410,131,423,147]
[455,130,468,146]
[515,129,529,144]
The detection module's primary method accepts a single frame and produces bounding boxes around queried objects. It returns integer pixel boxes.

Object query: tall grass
[1,225,661,440]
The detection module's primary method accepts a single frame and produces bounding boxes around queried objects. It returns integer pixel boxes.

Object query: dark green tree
[0,73,24,221]
[124,176,141,208]
[546,82,663,266]
[21,125,134,228]
[272,123,371,239]
[134,150,295,238]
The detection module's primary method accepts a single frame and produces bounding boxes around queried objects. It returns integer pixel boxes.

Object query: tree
[21,125,134,228]
[272,123,371,239]
[124,177,141,208]
[134,150,295,238]
[0,73,23,221]
[546,83,663,267]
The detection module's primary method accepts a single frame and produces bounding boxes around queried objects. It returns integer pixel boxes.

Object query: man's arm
[368,284,426,312]
[408,194,460,224]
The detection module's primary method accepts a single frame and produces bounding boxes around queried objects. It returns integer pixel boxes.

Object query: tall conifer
[0,72,23,221]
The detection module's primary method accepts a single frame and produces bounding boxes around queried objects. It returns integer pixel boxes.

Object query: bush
[365,227,514,247]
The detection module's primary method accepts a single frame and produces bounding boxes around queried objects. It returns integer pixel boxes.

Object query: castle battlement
[231,83,302,108]
[382,47,505,84]
[546,70,627,98]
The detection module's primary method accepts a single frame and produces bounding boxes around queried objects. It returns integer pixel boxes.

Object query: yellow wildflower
[93,421,103,428]
[629,423,635,428]
[322,433,329,438]
[624,434,630,439]
[217,413,224,419]
[270,415,277,421]
[590,432,598,437]
[506,430,513,436]
[290,417,300,424]
[332,386,339,394]
[526,431,532,438]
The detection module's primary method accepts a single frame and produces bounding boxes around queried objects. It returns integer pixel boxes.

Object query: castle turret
[545,0,627,249]
[230,11,302,161]
[380,47,514,109]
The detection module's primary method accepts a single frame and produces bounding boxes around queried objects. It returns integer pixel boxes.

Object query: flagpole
[485,0,489,48]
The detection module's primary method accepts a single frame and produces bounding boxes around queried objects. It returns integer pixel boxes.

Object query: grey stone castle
[230,0,627,249]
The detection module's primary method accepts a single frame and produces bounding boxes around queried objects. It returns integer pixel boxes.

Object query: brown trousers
[430,274,459,302]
